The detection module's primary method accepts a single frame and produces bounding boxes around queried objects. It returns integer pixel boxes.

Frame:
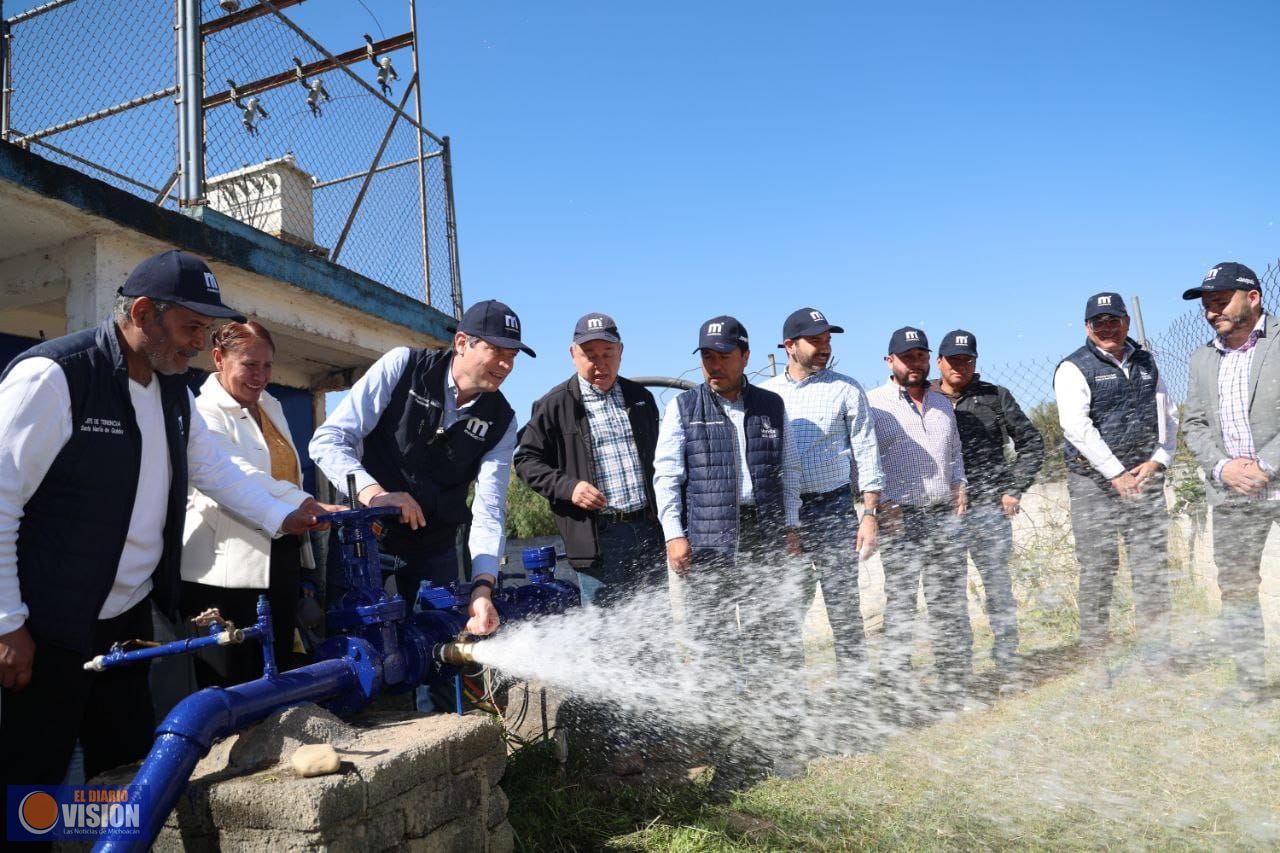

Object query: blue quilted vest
[676,381,786,556]
[1060,339,1160,487]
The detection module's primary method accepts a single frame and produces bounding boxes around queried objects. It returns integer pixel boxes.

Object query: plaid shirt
[578,377,649,512]
[1211,315,1279,501]
[867,381,966,507]
[759,368,885,496]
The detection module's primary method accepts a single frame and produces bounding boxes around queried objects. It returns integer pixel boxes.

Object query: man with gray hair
[0,249,333,807]
[1181,262,1279,702]
[516,313,663,607]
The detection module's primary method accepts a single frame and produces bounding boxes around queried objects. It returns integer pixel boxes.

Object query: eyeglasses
[1088,316,1124,330]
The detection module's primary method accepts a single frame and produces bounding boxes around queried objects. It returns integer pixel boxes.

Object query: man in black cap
[867,327,970,709]
[515,313,663,607]
[760,307,884,701]
[1053,293,1176,658]
[310,298,535,643]
[653,316,803,779]
[933,330,1044,679]
[0,249,334,797]
[1181,262,1280,700]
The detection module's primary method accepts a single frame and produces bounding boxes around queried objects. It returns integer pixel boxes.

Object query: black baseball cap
[1084,292,1127,321]
[572,312,621,345]
[939,329,978,357]
[694,315,749,354]
[457,299,536,357]
[887,326,929,355]
[1182,261,1262,300]
[118,250,246,321]
[779,307,844,348]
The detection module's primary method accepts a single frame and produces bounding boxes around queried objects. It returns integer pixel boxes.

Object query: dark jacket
[362,348,514,554]
[514,375,659,569]
[677,382,787,556]
[1060,339,1160,488]
[934,376,1045,504]
[3,319,192,653]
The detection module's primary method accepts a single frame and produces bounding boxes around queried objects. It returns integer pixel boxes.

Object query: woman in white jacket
[181,321,317,686]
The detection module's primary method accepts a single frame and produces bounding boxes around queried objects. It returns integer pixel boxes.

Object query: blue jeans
[799,488,866,677]
[959,501,1019,667]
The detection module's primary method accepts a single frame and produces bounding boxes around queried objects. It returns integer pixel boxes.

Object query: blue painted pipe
[95,657,366,852]
[88,495,580,850]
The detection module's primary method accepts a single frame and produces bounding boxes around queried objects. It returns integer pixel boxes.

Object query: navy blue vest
[361,348,514,554]
[2,320,191,653]
[676,382,786,556]
[1060,339,1160,486]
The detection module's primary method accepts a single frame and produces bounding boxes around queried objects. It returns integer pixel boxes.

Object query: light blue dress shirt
[309,347,516,579]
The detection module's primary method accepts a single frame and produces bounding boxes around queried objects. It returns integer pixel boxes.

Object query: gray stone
[404,815,487,853]
[486,785,508,829]
[445,714,503,769]
[470,750,508,788]
[207,766,367,831]
[488,820,515,853]
[403,770,482,837]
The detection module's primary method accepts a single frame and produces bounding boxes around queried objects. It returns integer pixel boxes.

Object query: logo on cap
[463,417,491,440]
[504,314,519,332]
[905,330,919,341]
[1097,295,1112,306]
[707,322,724,335]
[955,334,969,345]
[809,310,824,322]
[1204,267,1219,282]
[587,317,604,330]
[203,272,220,294]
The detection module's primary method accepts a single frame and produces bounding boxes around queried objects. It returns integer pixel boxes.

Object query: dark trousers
[673,515,805,758]
[878,505,971,685]
[960,502,1020,667]
[798,488,865,677]
[0,598,156,798]
[180,536,304,688]
[591,515,667,609]
[1066,471,1170,650]
[1212,502,1280,688]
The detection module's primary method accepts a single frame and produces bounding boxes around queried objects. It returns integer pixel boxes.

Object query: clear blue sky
[13,0,1280,414]
[350,0,1280,413]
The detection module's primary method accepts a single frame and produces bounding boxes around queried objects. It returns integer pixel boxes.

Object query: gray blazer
[1182,313,1280,505]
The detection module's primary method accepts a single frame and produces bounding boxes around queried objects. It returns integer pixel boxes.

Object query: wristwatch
[863,507,878,519]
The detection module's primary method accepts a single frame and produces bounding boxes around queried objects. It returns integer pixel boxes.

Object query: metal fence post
[1,0,11,142]
[177,0,204,205]
[441,134,463,319]
[409,0,432,306]
[1130,294,1149,349]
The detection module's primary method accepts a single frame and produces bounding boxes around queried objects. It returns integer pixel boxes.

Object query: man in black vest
[0,249,332,799]
[309,299,534,641]
[515,313,663,607]
[1053,292,1177,658]
[933,329,1044,680]
[653,316,804,781]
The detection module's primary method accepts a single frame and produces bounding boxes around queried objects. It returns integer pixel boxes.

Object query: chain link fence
[2,0,460,315]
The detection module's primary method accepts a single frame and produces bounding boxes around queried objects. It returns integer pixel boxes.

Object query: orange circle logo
[18,790,58,834]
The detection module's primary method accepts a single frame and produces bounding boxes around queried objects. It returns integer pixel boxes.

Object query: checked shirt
[578,376,649,512]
